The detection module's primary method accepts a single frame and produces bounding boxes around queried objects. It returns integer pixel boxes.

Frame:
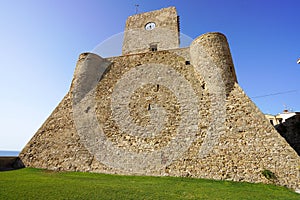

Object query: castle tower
[20,7,300,191]
[122,7,179,55]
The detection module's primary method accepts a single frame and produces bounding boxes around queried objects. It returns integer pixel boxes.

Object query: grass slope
[0,168,299,200]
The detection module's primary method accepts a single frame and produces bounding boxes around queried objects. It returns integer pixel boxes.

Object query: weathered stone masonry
[20,7,300,190]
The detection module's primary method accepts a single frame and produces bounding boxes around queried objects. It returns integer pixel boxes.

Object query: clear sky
[0,0,299,151]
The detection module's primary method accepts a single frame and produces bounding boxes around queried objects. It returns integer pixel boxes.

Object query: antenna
[135,4,139,14]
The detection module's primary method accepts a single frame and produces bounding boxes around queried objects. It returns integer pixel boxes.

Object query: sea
[0,150,20,156]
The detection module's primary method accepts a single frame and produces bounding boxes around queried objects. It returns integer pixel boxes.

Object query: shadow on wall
[0,157,25,171]
[275,115,300,156]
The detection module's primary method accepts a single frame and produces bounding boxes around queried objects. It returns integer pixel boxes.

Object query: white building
[265,110,299,126]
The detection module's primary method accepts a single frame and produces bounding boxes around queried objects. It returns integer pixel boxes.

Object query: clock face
[145,22,156,30]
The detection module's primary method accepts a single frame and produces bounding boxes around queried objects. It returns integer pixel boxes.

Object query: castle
[20,7,300,190]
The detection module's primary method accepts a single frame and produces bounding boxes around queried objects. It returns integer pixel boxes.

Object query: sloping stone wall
[20,32,300,190]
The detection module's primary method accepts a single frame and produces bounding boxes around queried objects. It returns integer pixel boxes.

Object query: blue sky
[0,0,299,150]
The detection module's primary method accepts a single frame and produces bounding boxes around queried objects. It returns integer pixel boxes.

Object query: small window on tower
[150,44,157,52]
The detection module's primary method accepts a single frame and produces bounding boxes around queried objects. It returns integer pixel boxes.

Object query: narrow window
[150,44,157,52]
[185,61,190,65]
[148,104,151,110]
[270,120,274,125]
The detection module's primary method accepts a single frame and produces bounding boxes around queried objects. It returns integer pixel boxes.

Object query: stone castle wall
[20,32,300,190]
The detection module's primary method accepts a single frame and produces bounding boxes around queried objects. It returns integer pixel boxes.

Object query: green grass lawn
[0,168,299,200]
